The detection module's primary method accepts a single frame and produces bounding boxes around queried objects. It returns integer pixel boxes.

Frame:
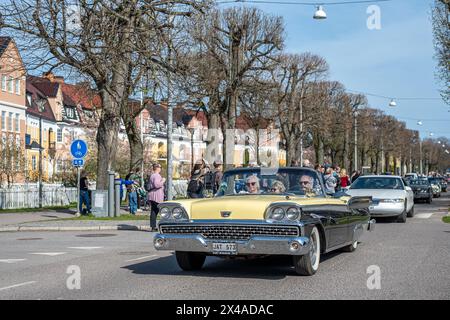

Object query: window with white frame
[1,111,5,130]
[8,112,12,131]
[1,75,6,91]
[65,107,75,119]
[32,155,37,170]
[15,79,20,95]
[15,114,19,132]
[8,76,13,93]
[57,128,62,142]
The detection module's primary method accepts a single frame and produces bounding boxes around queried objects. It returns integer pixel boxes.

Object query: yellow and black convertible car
[154,167,375,276]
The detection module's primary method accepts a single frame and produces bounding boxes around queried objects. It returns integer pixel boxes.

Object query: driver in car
[298,174,316,195]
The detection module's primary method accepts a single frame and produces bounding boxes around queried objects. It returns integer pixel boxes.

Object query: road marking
[415,213,433,219]
[0,259,26,264]
[68,247,103,250]
[125,255,157,262]
[30,252,66,256]
[0,281,36,292]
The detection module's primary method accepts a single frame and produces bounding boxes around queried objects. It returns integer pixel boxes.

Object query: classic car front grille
[160,224,300,241]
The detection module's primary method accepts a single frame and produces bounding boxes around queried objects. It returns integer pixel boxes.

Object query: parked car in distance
[436,177,447,192]
[404,173,418,180]
[346,175,414,222]
[409,178,433,204]
[428,178,442,198]
[154,167,375,276]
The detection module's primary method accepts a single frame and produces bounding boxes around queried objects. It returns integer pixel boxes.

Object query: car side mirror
[348,196,372,210]
[405,186,412,191]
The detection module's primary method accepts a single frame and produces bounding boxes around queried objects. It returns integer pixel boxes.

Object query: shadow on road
[123,250,346,280]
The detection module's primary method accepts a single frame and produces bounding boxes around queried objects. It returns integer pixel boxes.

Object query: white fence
[0,184,78,210]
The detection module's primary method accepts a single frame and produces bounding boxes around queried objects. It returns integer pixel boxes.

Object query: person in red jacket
[340,168,350,188]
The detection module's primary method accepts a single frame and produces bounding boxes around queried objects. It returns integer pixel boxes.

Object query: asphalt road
[0,193,449,300]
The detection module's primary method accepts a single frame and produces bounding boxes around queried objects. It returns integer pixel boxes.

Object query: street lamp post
[188,127,195,172]
[166,7,174,201]
[353,109,358,172]
[419,139,423,175]
[300,99,304,167]
[38,115,42,208]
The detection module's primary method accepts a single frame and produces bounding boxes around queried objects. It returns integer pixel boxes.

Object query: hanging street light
[313,5,327,20]
[389,99,397,107]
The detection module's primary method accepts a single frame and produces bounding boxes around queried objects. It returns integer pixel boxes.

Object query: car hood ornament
[221,211,232,218]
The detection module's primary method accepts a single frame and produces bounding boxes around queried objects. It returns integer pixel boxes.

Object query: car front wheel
[175,251,206,271]
[407,204,415,218]
[293,226,321,276]
[397,203,407,223]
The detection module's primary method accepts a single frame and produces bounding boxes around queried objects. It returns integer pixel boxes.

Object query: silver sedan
[346,175,414,223]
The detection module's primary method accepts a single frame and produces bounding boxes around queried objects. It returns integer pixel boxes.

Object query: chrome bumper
[153,233,312,256]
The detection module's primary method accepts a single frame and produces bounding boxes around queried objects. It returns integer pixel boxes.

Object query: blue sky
[220,0,450,140]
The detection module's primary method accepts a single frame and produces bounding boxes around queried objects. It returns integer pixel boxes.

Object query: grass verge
[63,214,149,221]
[443,216,450,224]
[0,203,77,214]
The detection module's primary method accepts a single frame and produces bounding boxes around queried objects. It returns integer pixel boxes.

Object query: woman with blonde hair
[340,168,350,188]
[270,180,286,193]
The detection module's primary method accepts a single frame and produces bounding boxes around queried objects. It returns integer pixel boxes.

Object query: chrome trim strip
[153,233,312,256]
[159,219,305,227]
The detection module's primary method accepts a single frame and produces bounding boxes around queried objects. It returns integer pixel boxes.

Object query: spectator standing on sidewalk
[147,163,165,232]
[340,168,350,188]
[324,167,337,194]
[125,169,139,215]
[212,160,224,194]
[187,160,209,198]
[128,167,143,211]
[350,170,361,183]
[79,171,91,215]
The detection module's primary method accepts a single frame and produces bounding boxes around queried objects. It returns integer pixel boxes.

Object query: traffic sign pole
[76,166,81,217]
[70,139,88,217]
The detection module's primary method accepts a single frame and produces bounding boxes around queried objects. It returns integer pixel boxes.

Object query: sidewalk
[0,207,151,232]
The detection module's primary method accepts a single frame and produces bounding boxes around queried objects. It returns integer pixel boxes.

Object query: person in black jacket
[79,171,91,215]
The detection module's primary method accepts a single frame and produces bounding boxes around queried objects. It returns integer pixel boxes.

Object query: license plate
[212,242,237,255]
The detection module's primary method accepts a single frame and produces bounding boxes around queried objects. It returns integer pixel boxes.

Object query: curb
[0,225,151,232]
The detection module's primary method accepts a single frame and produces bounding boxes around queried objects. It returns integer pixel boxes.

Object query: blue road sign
[73,159,84,167]
[70,139,88,158]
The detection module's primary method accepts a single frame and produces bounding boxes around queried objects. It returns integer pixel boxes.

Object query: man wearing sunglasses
[298,174,314,194]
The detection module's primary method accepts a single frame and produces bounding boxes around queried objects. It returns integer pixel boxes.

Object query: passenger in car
[245,175,261,194]
[270,180,286,193]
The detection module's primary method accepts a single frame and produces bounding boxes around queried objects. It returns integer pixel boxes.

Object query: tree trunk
[286,134,297,166]
[343,129,350,170]
[96,74,127,189]
[96,91,121,189]
[125,114,143,173]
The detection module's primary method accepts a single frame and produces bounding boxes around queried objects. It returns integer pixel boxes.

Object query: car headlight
[160,207,171,219]
[172,207,185,219]
[286,207,301,220]
[271,207,285,220]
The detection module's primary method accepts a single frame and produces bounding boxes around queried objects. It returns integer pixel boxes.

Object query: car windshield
[409,179,429,186]
[428,178,440,184]
[350,177,404,190]
[215,168,324,197]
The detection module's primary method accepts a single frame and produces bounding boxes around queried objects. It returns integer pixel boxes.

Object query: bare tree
[188,6,284,166]
[432,0,450,104]
[271,53,328,165]
[0,0,207,188]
